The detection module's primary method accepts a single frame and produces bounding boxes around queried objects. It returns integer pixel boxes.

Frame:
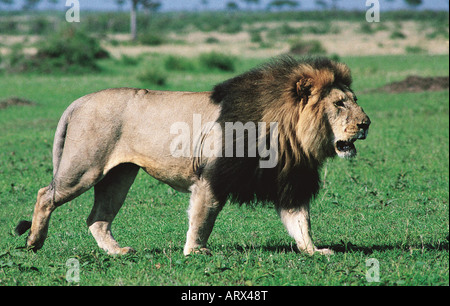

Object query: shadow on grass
[70,236,448,256]
[246,239,449,255]
[326,241,449,255]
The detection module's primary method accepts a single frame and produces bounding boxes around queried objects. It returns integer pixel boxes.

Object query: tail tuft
[15,220,32,236]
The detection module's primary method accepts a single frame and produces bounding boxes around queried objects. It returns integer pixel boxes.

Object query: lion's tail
[15,101,80,237]
[52,101,78,177]
[15,220,32,236]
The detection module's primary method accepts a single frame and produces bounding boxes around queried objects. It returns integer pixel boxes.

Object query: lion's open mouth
[335,139,357,158]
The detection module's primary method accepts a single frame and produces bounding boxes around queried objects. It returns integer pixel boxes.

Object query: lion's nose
[357,122,370,131]
[357,119,370,139]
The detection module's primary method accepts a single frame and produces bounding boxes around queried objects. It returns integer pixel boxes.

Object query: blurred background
[1,0,449,11]
[0,0,448,74]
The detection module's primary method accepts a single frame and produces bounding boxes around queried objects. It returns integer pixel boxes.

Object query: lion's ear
[296,78,313,104]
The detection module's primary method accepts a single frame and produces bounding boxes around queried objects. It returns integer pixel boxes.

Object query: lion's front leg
[183,179,224,256]
[278,205,333,256]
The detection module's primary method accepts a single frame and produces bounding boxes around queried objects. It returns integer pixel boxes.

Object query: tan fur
[18,57,370,256]
[23,88,221,255]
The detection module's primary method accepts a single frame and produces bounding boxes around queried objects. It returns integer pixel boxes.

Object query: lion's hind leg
[23,185,57,251]
[23,168,101,251]
[87,163,139,255]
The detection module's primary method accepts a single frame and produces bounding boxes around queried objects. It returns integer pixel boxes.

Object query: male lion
[16,57,370,256]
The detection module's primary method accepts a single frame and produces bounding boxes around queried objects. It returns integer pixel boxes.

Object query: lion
[15,56,370,256]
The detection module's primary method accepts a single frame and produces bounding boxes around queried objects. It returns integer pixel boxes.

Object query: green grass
[0,54,448,286]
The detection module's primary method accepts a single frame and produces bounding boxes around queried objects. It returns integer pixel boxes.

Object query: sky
[1,0,449,12]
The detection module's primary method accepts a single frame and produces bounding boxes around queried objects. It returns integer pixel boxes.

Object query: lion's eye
[334,100,345,107]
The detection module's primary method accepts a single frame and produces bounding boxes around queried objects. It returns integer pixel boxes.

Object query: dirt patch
[0,97,36,110]
[373,75,449,93]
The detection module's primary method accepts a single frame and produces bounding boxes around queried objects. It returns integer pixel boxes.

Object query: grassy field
[0,53,448,286]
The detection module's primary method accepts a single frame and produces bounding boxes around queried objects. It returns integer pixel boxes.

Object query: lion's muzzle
[335,116,370,159]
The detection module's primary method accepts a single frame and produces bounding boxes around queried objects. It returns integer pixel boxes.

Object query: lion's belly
[139,157,195,193]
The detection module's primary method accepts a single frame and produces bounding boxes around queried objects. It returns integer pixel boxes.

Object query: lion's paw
[108,247,136,255]
[185,247,212,256]
[196,248,212,256]
[120,247,136,254]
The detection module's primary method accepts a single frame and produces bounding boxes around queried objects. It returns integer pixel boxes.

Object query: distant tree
[314,0,340,10]
[22,0,40,10]
[314,0,327,9]
[0,0,65,10]
[226,1,239,11]
[330,0,339,10]
[141,0,161,12]
[267,0,299,11]
[127,0,161,41]
[116,0,126,11]
[241,0,260,10]
[200,0,209,10]
[404,0,422,9]
[0,0,13,8]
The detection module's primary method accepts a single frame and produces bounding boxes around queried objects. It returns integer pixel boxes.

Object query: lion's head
[324,86,371,159]
[292,60,371,161]
[207,56,371,207]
